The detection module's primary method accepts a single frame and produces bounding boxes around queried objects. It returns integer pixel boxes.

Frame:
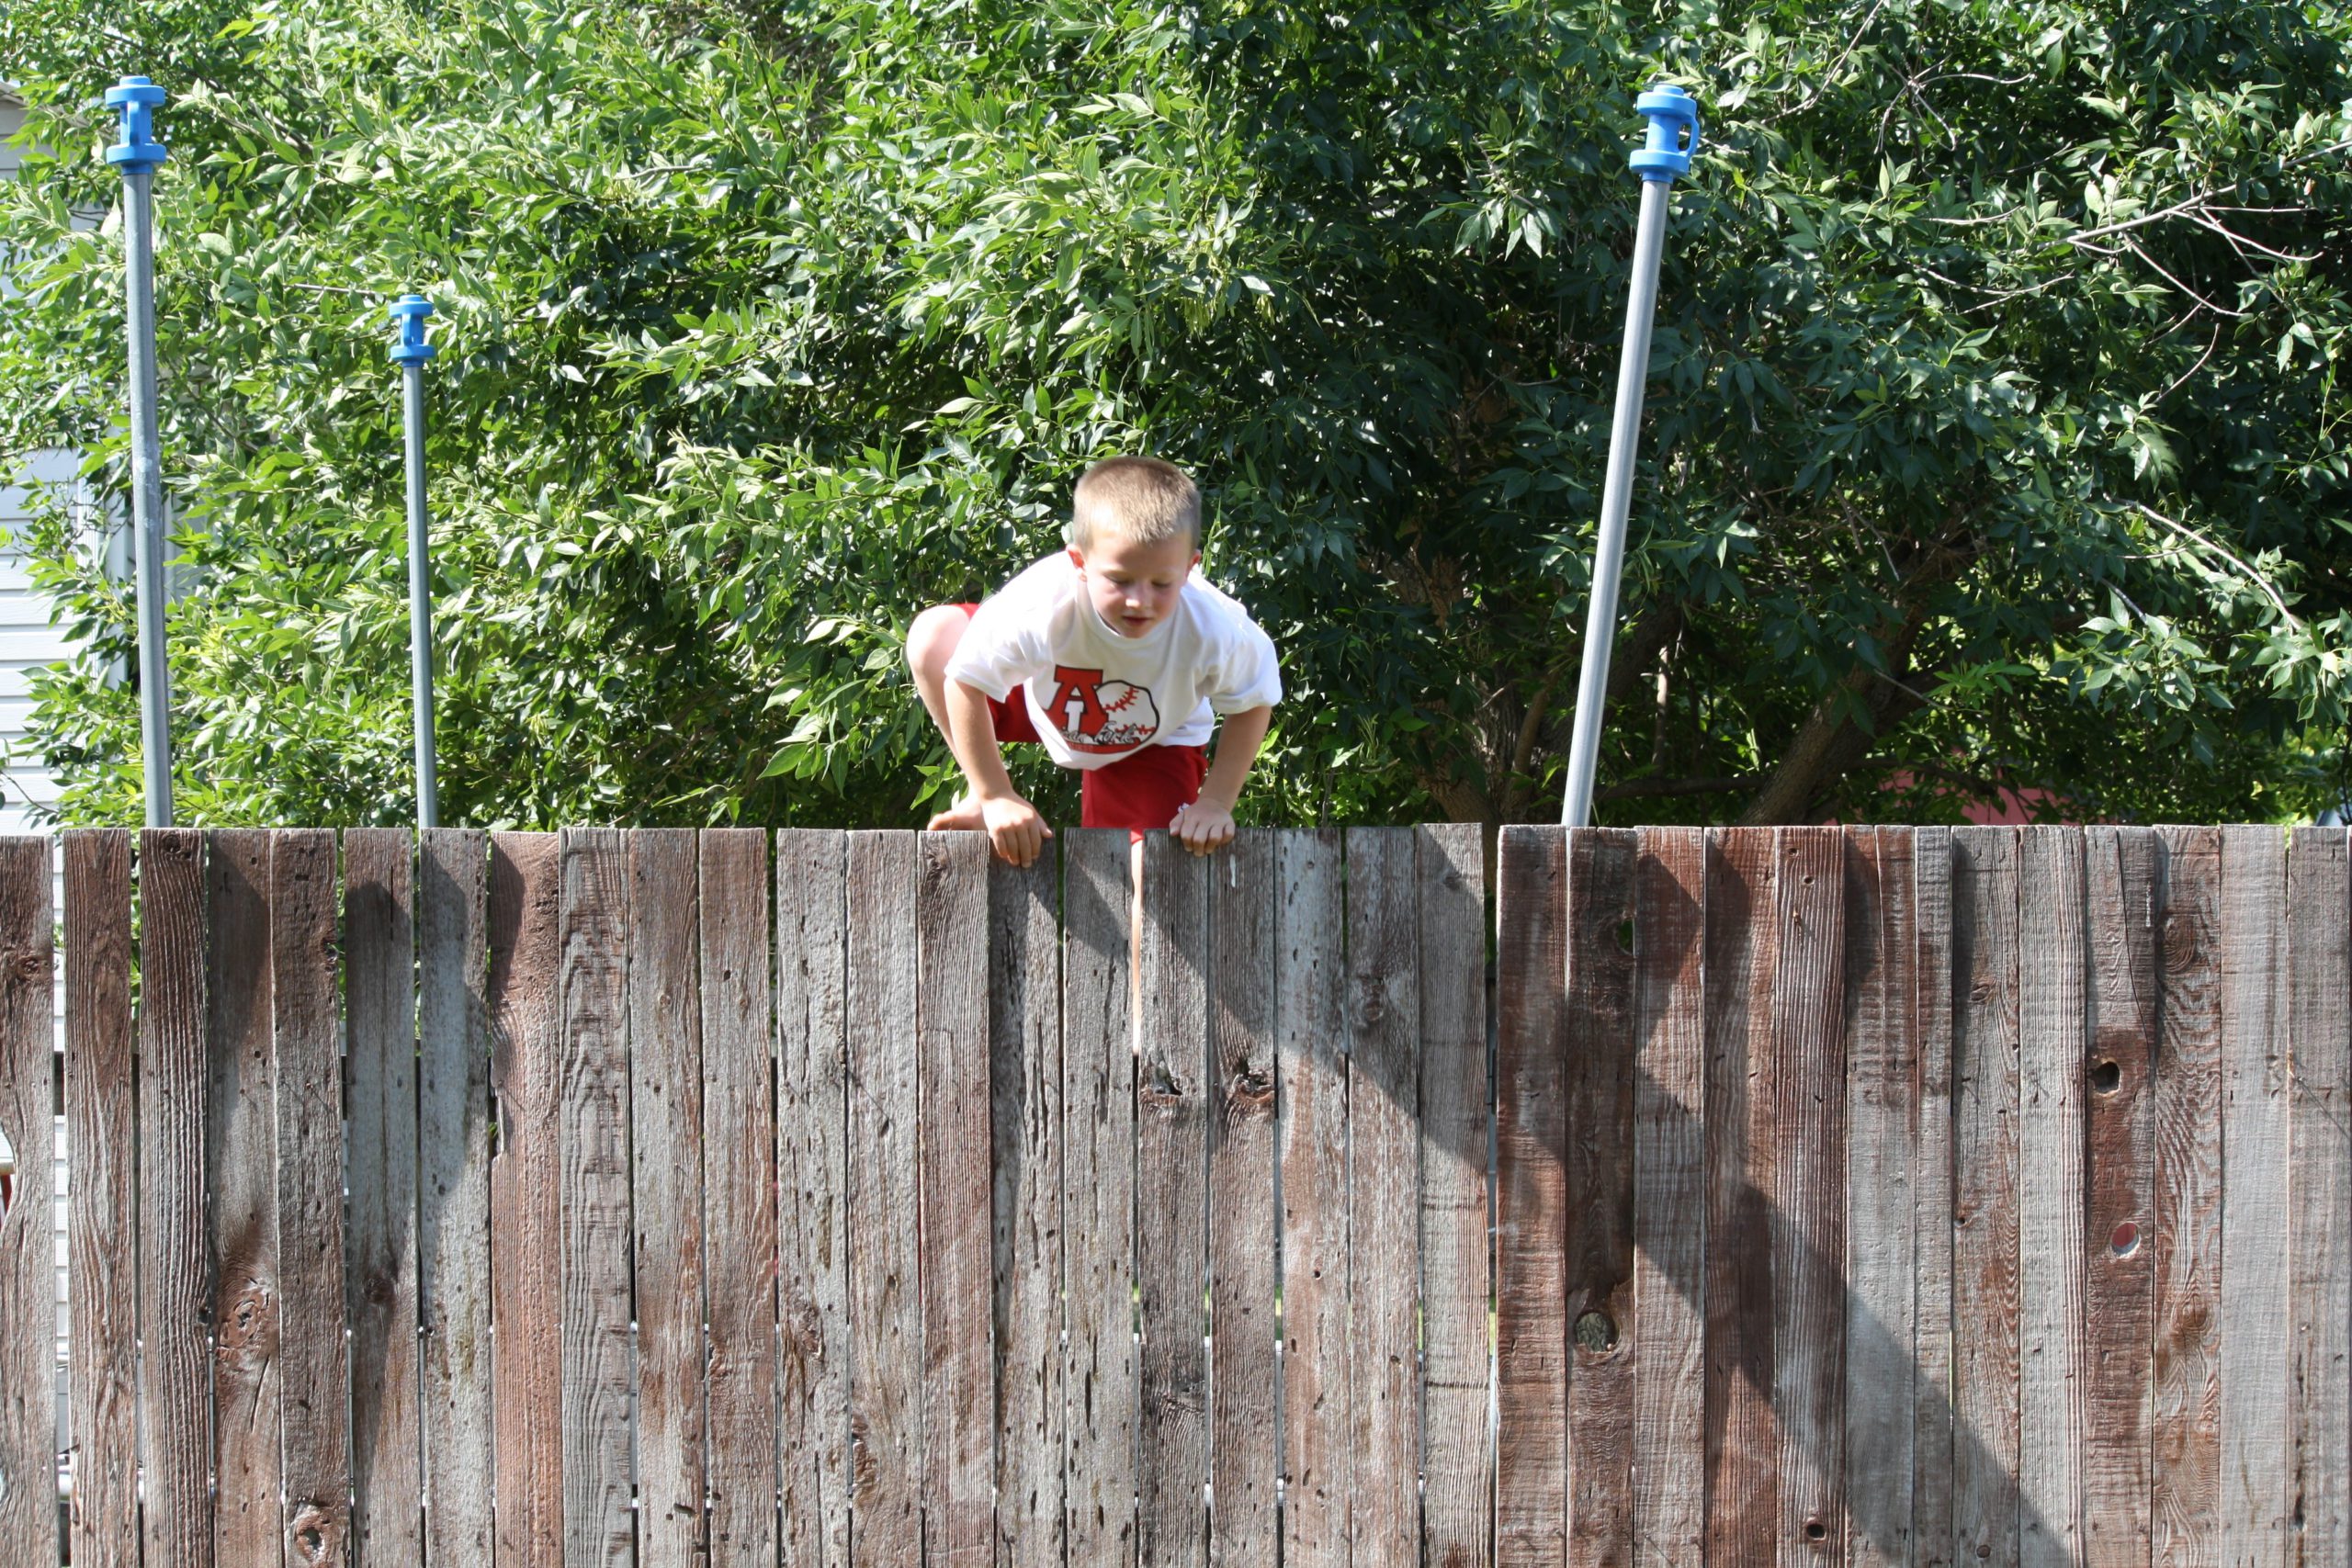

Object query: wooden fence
[0,825,2345,1568]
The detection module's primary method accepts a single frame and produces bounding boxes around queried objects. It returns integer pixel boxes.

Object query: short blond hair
[1069,456,1201,550]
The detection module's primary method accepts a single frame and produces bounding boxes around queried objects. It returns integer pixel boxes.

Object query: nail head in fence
[1277,829,1345,1568]
[65,830,137,1568]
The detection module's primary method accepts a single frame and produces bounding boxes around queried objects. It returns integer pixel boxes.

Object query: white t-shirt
[945,552,1282,770]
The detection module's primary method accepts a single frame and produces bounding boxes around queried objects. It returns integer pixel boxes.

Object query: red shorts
[955,605,1208,835]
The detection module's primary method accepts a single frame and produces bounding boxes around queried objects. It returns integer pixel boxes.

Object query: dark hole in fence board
[1951,826,2020,1568]
[1063,829,1136,1568]
[2286,828,2351,1561]
[2152,827,2222,1562]
[1346,827,1419,1568]
[489,831,562,1568]
[273,828,353,1568]
[1702,827,1778,1568]
[1564,826,1639,1568]
[345,826,420,1566]
[1418,821,1493,1568]
[992,842,1064,1568]
[777,829,851,1568]
[2017,828,2087,1568]
[847,829,923,1562]
[919,830,993,1568]
[208,828,282,1568]
[629,828,705,1568]
[700,829,778,1565]
[1496,825,1568,1567]
[0,836,53,1564]
[1279,829,1345,1568]
[2081,827,2158,1568]
[65,829,135,1568]
[138,828,211,1565]
[1137,833,1210,1568]
[419,828,493,1565]
[1206,829,1275,1566]
[2217,826,2291,1553]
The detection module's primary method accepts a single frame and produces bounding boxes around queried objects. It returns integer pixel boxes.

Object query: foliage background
[3,0,2347,829]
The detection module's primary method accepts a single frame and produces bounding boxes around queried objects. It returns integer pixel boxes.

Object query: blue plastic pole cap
[1629,83,1701,184]
[390,293,437,366]
[104,75,169,173]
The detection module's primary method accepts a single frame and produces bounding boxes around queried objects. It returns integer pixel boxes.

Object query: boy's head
[1067,456,1202,638]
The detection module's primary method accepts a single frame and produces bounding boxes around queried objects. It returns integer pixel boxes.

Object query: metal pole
[1560,84,1701,828]
[390,295,439,828]
[107,75,173,828]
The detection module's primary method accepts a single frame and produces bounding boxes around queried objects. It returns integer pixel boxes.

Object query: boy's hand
[979,792,1054,867]
[1170,796,1237,855]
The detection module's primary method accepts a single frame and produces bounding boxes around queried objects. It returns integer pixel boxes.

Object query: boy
[907,456,1280,866]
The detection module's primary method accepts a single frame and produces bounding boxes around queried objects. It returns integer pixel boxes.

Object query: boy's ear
[1066,545,1086,570]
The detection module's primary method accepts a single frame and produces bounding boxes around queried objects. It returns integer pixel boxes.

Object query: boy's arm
[946,678,1053,866]
[1171,703,1272,854]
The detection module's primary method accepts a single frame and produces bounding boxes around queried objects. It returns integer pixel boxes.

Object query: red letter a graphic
[1046,666,1109,739]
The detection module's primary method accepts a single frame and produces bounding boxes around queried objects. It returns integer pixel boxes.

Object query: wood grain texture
[1206,831,1276,1566]
[272,830,355,1568]
[699,829,777,1568]
[1844,828,1919,1568]
[1419,822,1493,1568]
[209,828,283,1568]
[2081,828,2159,1568]
[345,827,422,1567]
[918,831,994,1568]
[1631,828,1705,1568]
[1497,825,1569,1568]
[1279,829,1348,1568]
[418,829,493,1567]
[846,830,923,1564]
[1062,829,1136,1568]
[2016,829,2086,1568]
[1346,828,1420,1568]
[1770,828,1847,1567]
[991,847,1063,1568]
[776,829,851,1568]
[1137,833,1210,1568]
[0,837,53,1566]
[1564,829,1639,1568]
[2286,829,2350,1568]
[2218,826,2291,1563]
[1911,827,1956,1568]
[2152,827,2222,1567]
[1702,829,1777,1568]
[138,829,212,1566]
[65,830,137,1568]
[559,829,638,1568]
[490,832,564,1568]
[629,829,706,1568]
[1951,826,2020,1568]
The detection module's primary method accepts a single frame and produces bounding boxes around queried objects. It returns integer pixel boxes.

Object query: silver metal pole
[1560,85,1701,828]
[390,294,438,828]
[108,76,174,827]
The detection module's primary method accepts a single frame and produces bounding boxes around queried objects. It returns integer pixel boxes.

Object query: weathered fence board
[64,830,135,1568]
[0,837,52,1564]
[418,828,493,1566]
[1207,830,1276,1566]
[700,829,777,1567]
[30,822,2352,1568]
[1279,829,1346,1568]
[489,831,563,1568]
[345,827,420,1567]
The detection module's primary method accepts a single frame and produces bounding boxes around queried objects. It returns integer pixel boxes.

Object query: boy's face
[1068,532,1198,637]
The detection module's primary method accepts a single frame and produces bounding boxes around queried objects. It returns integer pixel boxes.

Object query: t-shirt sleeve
[943,591,1051,702]
[1209,616,1283,714]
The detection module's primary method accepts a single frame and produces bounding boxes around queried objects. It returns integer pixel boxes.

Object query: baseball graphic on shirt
[1076,680,1159,750]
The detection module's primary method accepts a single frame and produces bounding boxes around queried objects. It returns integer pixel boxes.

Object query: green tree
[3,0,2346,829]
